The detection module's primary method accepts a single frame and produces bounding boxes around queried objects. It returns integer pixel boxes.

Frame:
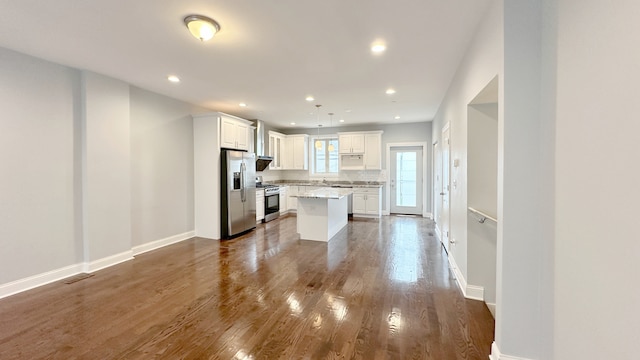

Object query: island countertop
[290,188,353,199]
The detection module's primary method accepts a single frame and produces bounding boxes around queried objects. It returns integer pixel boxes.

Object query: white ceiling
[0,0,491,129]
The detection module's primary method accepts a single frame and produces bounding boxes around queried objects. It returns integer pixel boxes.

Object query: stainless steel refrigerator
[221,150,257,238]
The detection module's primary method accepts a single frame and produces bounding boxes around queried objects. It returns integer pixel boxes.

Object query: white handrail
[467,207,497,224]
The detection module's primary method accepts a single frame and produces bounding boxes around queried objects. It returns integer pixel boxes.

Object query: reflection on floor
[0,215,494,359]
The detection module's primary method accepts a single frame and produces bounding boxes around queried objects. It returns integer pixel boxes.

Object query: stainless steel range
[256,180,280,222]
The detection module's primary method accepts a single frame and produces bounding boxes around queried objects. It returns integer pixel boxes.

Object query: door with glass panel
[390,146,423,215]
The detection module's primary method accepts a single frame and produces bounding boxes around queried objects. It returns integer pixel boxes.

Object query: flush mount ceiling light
[385,88,396,95]
[167,75,180,83]
[239,103,247,107]
[184,15,221,41]
[306,96,315,102]
[394,115,401,120]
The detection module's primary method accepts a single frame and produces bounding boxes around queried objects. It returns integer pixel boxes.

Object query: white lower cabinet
[279,186,288,214]
[288,186,298,211]
[256,189,265,222]
[352,187,381,218]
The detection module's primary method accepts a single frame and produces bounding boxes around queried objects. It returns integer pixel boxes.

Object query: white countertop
[291,188,353,199]
[274,182,383,189]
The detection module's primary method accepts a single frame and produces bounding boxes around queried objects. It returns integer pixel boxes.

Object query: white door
[440,126,451,253]
[390,146,423,215]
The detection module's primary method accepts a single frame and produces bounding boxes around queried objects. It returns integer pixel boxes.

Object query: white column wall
[431,0,503,296]
[81,71,132,265]
[554,0,640,358]
[499,1,545,357]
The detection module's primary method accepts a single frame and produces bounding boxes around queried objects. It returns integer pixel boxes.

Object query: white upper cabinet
[289,135,309,170]
[220,115,251,151]
[269,132,308,170]
[339,133,365,154]
[268,131,285,170]
[338,131,383,170]
[363,133,382,170]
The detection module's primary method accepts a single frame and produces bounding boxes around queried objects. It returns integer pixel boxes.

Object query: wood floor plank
[0,215,494,359]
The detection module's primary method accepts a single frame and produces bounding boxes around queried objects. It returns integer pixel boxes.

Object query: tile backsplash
[257,169,387,184]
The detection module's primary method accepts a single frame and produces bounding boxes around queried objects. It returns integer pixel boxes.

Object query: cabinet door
[353,193,367,213]
[365,194,381,216]
[283,137,294,170]
[288,186,298,210]
[221,118,237,149]
[279,187,288,213]
[351,134,365,153]
[277,136,284,169]
[236,122,249,151]
[339,134,352,154]
[364,133,382,169]
[292,136,308,169]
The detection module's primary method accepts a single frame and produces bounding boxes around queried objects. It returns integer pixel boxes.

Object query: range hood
[254,120,272,172]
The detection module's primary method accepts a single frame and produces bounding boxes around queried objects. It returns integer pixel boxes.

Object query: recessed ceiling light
[167,75,180,83]
[394,116,401,120]
[239,103,247,107]
[386,88,396,95]
[306,96,314,102]
[339,119,345,123]
[345,109,352,113]
[371,43,386,53]
[290,122,296,125]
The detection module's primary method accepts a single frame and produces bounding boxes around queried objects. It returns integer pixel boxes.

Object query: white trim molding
[83,250,134,273]
[0,263,83,300]
[490,342,534,360]
[132,231,195,256]
[424,212,433,219]
[465,284,484,301]
[487,302,496,318]
[447,253,467,296]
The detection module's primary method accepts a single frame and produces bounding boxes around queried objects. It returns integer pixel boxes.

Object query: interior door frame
[385,142,428,217]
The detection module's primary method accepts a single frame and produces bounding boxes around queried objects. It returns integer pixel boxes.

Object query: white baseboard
[465,284,484,301]
[0,263,83,300]
[0,231,195,300]
[353,214,382,219]
[132,231,195,256]
[447,253,487,302]
[83,250,134,273]
[487,303,496,318]
[423,212,433,219]
[447,254,468,295]
[490,342,533,360]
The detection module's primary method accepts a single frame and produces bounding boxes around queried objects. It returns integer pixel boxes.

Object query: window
[312,138,339,175]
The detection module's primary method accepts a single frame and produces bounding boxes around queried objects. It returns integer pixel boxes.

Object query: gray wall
[0,47,81,284]
[0,46,210,288]
[130,87,208,247]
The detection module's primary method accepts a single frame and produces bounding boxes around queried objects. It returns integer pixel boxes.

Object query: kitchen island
[291,188,353,242]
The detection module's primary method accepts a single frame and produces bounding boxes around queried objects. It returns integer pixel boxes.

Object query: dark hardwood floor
[0,215,494,359]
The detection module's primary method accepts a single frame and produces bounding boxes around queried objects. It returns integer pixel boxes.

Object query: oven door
[264,192,280,222]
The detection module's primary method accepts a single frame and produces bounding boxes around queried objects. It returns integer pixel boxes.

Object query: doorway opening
[386,143,428,217]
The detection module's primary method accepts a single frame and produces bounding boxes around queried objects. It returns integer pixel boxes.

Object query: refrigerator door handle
[240,162,246,202]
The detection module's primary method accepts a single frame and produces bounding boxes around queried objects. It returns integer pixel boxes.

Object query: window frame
[309,135,340,178]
